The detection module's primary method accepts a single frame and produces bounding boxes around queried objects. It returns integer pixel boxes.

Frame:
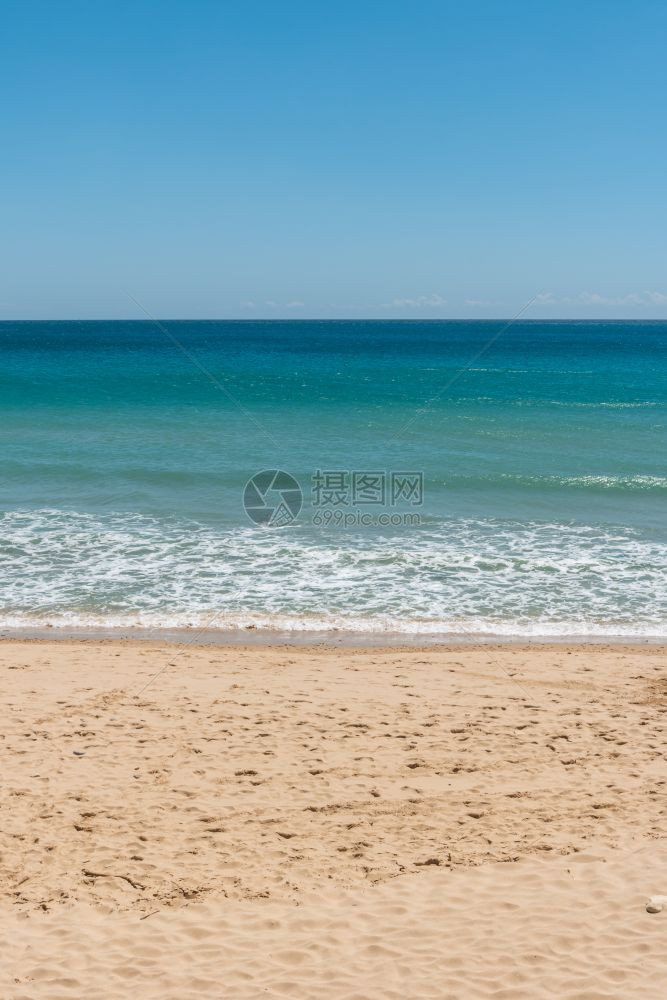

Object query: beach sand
[1,639,665,998]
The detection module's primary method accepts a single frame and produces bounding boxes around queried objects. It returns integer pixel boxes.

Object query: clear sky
[2,0,666,320]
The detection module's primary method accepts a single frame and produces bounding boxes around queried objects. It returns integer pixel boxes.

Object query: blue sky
[2,0,666,319]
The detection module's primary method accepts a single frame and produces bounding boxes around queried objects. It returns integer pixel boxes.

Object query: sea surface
[1,319,665,638]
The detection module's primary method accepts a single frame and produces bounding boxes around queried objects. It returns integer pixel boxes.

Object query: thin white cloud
[576,291,643,306]
[390,294,447,308]
[464,298,502,307]
[256,299,304,310]
[533,290,667,307]
[240,300,255,309]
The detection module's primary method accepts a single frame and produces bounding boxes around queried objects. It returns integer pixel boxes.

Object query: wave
[505,473,667,491]
[0,509,665,637]
[549,400,663,409]
[433,395,663,409]
[440,474,667,493]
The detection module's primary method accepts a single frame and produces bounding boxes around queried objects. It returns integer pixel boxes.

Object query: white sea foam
[0,509,665,636]
[495,474,667,491]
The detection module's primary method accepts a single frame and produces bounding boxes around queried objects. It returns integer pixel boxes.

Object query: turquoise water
[1,319,665,636]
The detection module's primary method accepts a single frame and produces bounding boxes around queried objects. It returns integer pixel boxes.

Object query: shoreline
[1,625,665,648]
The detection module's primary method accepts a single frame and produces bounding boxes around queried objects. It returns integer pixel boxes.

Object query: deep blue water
[1,319,665,635]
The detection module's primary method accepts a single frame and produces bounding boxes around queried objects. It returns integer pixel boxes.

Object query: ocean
[1,319,665,638]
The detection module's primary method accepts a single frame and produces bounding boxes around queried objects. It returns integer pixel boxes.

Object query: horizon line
[1,316,665,324]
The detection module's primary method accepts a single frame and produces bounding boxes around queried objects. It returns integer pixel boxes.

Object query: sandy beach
[1,639,665,998]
